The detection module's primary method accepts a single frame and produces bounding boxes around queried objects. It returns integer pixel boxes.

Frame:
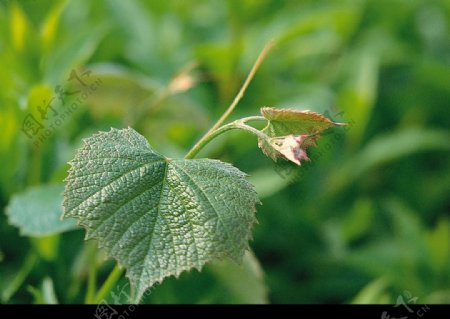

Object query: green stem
[185,120,269,159]
[211,42,273,131]
[84,261,97,304]
[93,265,123,304]
[235,121,269,140]
[185,41,273,159]
[1,252,38,302]
[240,115,267,123]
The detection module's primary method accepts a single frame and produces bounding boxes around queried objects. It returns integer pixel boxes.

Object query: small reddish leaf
[258,107,344,164]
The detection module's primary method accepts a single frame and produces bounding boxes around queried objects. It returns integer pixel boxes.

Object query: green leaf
[27,277,59,304]
[6,184,78,237]
[208,251,268,304]
[41,277,58,304]
[261,107,338,137]
[258,107,342,164]
[351,278,391,304]
[63,128,259,302]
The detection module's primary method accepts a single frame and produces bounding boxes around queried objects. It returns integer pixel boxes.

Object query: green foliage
[6,184,77,237]
[63,128,258,302]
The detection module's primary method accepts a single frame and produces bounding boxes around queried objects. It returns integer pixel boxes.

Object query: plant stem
[93,265,123,304]
[1,252,38,302]
[185,41,273,159]
[240,115,267,123]
[185,120,270,159]
[84,256,97,304]
[234,121,269,140]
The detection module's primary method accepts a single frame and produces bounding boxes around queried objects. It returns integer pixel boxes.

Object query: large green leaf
[63,128,259,302]
[6,184,77,237]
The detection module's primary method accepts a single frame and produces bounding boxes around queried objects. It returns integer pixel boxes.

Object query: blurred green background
[1,0,449,304]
